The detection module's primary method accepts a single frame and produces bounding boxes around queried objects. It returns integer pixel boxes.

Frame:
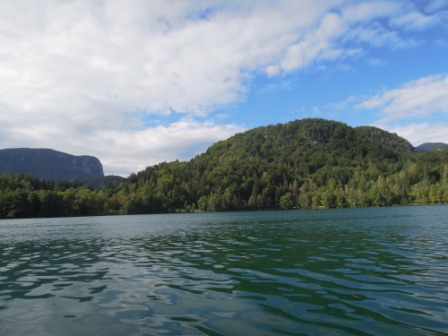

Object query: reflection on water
[1,206,448,335]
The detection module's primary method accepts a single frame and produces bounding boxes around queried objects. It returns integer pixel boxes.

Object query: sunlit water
[1,206,447,335]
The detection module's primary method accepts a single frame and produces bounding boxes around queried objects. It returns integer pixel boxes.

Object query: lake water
[0,206,447,335]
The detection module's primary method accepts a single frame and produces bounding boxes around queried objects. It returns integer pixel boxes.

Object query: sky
[1,0,448,176]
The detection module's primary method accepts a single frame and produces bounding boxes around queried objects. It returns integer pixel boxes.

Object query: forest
[1,119,448,218]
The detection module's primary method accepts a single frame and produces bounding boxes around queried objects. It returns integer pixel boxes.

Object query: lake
[0,206,447,335]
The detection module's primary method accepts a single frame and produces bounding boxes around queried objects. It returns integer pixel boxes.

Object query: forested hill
[199,119,414,166]
[121,118,444,213]
[1,118,448,218]
[415,142,448,153]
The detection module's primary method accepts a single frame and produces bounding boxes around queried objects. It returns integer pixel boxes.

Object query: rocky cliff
[0,148,104,181]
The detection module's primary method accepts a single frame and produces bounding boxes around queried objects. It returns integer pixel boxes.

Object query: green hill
[415,142,448,153]
[121,119,436,213]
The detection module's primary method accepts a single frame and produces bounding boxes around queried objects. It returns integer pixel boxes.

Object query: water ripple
[1,207,448,335]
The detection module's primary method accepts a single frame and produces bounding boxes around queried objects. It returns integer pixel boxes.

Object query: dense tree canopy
[1,119,448,218]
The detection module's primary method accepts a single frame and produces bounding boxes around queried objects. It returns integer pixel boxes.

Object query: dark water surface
[1,206,447,335]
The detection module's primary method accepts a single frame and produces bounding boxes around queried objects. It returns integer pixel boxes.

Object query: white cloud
[0,0,446,175]
[384,123,448,146]
[0,0,337,175]
[357,74,448,123]
[345,23,419,49]
[390,9,441,30]
[342,1,402,22]
[354,74,448,146]
[278,12,348,72]
[89,119,246,176]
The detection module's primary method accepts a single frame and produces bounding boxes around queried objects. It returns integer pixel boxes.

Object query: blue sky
[1,0,448,176]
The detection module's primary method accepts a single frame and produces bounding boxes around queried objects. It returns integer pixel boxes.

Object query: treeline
[1,119,448,218]
[0,173,113,218]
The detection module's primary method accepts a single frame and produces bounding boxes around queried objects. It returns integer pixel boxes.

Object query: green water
[0,206,447,335]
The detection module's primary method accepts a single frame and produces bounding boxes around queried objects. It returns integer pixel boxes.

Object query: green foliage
[0,173,108,218]
[1,118,448,219]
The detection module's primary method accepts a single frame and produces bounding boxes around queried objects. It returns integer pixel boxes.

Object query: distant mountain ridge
[0,148,104,181]
[415,142,448,153]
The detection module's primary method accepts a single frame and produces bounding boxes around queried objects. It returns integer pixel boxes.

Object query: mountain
[0,148,104,181]
[415,142,448,153]
[2,118,448,218]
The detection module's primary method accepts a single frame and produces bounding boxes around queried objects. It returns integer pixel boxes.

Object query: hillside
[1,118,448,218]
[0,148,104,181]
[123,119,427,213]
[415,142,448,153]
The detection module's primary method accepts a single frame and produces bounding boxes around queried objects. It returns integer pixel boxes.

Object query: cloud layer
[358,74,448,122]
[1,0,447,174]
[356,74,448,145]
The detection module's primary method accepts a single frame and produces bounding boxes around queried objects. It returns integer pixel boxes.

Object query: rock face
[0,148,104,181]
